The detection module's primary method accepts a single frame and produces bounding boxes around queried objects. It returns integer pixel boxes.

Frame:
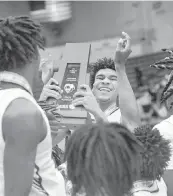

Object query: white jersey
[91,103,121,124]
[0,88,66,196]
[154,115,173,170]
[131,178,167,196]
[106,108,121,123]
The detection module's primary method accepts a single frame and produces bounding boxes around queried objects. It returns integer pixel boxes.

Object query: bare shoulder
[2,98,47,145]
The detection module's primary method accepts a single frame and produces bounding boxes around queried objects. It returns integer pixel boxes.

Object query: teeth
[100,88,110,92]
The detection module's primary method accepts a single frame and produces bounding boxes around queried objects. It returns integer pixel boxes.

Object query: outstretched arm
[115,32,141,132]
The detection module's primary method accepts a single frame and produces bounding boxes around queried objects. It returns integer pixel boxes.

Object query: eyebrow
[96,74,117,78]
[96,74,104,77]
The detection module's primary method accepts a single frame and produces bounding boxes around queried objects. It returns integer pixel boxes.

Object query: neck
[0,67,34,95]
[8,67,34,90]
[98,101,117,112]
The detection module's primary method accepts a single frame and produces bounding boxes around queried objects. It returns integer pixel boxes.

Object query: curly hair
[134,125,171,181]
[65,123,143,196]
[0,15,44,71]
[89,57,116,88]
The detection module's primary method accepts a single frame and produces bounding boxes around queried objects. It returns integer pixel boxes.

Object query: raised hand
[115,32,132,65]
[39,53,59,85]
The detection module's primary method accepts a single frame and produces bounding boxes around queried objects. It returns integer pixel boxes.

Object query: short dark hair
[89,57,116,88]
[65,123,142,196]
[0,16,44,71]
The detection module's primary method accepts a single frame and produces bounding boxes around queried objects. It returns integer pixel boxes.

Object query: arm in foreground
[3,99,46,196]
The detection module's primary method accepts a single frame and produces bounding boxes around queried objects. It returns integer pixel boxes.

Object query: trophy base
[54,109,92,130]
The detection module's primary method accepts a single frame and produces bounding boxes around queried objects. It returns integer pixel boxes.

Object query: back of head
[134,125,171,181]
[0,16,44,71]
[89,57,116,89]
[65,123,142,196]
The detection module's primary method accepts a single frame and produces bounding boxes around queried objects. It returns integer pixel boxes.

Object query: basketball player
[39,32,140,132]
[0,16,66,196]
[72,32,140,132]
[153,71,173,196]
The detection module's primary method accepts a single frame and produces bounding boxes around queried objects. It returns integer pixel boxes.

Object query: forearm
[116,63,140,131]
[93,108,108,123]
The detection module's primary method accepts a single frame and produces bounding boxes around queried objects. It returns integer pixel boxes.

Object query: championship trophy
[49,43,92,130]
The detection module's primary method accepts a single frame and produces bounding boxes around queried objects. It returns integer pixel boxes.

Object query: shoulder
[154,116,173,140]
[154,117,173,131]
[2,98,47,144]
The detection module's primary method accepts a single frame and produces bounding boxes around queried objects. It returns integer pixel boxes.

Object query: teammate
[0,16,66,196]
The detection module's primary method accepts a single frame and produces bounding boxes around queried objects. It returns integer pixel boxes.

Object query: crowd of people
[0,15,172,196]
[136,79,168,125]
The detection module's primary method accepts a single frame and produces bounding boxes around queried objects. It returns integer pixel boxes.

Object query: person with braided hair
[153,71,173,196]
[0,16,66,196]
[150,49,173,196]
[64,122,143,196]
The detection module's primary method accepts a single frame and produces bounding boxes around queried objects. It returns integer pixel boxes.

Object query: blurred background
[2,0,173,125]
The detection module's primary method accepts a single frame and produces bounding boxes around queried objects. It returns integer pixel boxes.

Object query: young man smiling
[39,32,140,137]
[72,32,140,131]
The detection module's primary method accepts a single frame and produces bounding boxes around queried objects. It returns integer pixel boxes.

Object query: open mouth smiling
[99,87,112,92]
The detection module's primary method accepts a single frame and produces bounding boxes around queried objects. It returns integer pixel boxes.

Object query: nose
[102,77,110,84]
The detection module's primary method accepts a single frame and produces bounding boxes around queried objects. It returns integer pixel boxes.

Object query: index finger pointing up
[122,31,131,50]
